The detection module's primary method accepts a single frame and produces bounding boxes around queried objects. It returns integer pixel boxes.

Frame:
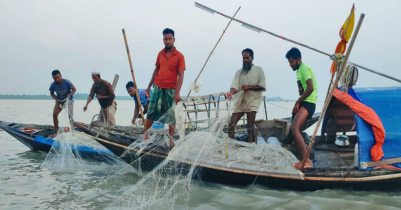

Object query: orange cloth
[333,89,385,161]
[330,4,355,75]
[154,47,186,89]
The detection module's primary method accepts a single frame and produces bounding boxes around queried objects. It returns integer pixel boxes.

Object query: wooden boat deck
[314,149,355,168]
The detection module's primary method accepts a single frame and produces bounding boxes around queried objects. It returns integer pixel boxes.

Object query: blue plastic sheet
[351,87,401,170]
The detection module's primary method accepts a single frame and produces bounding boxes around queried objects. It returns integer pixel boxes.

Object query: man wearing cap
[49,70,76,137]
[83,70,117,125]
[144,28,186,146]
[227,48,266,143]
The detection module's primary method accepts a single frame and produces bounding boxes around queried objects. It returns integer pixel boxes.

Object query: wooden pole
[122,29,146,125]
[112,74,119,90]
[186,6,241,99]
[98,74,118,123]
[324,5,353,97]
[299,13,365,170]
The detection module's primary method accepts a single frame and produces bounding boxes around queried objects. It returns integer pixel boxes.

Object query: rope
[266,101,291,111]
[186,6,241,98]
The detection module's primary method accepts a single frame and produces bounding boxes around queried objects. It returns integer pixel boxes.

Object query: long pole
[122,29,146,125]
[299,14,365,170]
[324,5,353,97]
[112,74,119,90]
[186,6,241,98]
[194,2,401,84]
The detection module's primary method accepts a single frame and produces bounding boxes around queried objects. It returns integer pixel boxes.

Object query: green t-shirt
[296,62,318,104]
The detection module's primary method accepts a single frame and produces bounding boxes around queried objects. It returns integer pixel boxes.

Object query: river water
[0,99,400,209]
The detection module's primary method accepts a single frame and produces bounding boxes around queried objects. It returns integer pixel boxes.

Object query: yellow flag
[339,4,355,48]
[331,4,355,74]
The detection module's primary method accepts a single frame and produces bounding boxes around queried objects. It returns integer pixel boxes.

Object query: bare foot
[48,134,57,138]
[169,138,175,148]
[143,131,150,142]
[63,127,70,133]
[293,159,312,170]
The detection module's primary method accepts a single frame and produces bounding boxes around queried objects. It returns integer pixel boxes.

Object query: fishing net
[42,98,128,172]
[63,95,302,210]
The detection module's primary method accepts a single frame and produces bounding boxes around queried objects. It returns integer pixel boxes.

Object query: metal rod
[349,62,401,83]
[122,29,146,125]
[300,13,366,171]
[187,5,241,98]
[195,2,330,56]
[195,2,401,84]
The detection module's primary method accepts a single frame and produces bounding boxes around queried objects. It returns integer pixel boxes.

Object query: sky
[0,0,400,100]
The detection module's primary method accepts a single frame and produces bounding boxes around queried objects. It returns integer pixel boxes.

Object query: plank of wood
[337,152,355,158]
[315,144,354,152]
[360,157,401,169]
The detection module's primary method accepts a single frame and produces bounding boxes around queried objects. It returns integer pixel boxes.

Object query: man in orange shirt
[144,28,186,146]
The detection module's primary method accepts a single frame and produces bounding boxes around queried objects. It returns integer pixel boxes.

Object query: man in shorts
[49,70,76,137]
[285,47,318,170]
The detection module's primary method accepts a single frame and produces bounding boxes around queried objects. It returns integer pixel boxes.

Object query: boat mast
[300,14,366,170]
[194,2,401,84]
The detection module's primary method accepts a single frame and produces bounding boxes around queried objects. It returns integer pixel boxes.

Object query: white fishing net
[60,97,302,210]
[42,98,128,172]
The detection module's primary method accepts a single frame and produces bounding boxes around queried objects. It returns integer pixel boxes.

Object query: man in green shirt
[285,47,318,170]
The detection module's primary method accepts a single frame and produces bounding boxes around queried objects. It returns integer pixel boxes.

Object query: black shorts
[292,101,316,120]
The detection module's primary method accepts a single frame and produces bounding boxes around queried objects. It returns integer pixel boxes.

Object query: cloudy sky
[1,0,400,100]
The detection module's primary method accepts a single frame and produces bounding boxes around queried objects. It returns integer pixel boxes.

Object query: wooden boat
[3,105,401,191]
[0,121,115,158]
[74,116,401,191]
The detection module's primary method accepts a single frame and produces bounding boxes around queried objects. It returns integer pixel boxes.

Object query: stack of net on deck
[65,94,301,210]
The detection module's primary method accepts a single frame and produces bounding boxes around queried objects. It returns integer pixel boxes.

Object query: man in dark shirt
[83,70,117,125]
[49,70,76,137]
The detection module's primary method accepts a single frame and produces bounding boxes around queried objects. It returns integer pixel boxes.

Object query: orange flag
[330,4,355,75]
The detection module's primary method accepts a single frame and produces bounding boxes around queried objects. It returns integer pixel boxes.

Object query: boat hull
[2,121,401,191]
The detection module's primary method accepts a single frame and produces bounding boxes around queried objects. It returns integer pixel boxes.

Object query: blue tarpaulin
[34,135,113,155]
[350,87,401,170]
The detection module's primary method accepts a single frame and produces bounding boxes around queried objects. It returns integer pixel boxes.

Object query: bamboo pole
[299,13,366,170]
[186,6,241,99]
[75,130,128,149]
[122,29,146,125]
[111,74,119,90]
[304,173,401,182]
[325,5,354,97]
[194,2,401,84]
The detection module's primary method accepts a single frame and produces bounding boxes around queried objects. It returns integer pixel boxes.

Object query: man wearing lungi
[83,70,117,125]
[144,28,186,147]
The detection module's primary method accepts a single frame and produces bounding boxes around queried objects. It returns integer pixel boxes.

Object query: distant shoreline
[0,94,288,101]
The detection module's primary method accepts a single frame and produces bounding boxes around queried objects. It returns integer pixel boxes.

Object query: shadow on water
[16,150,47,163]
